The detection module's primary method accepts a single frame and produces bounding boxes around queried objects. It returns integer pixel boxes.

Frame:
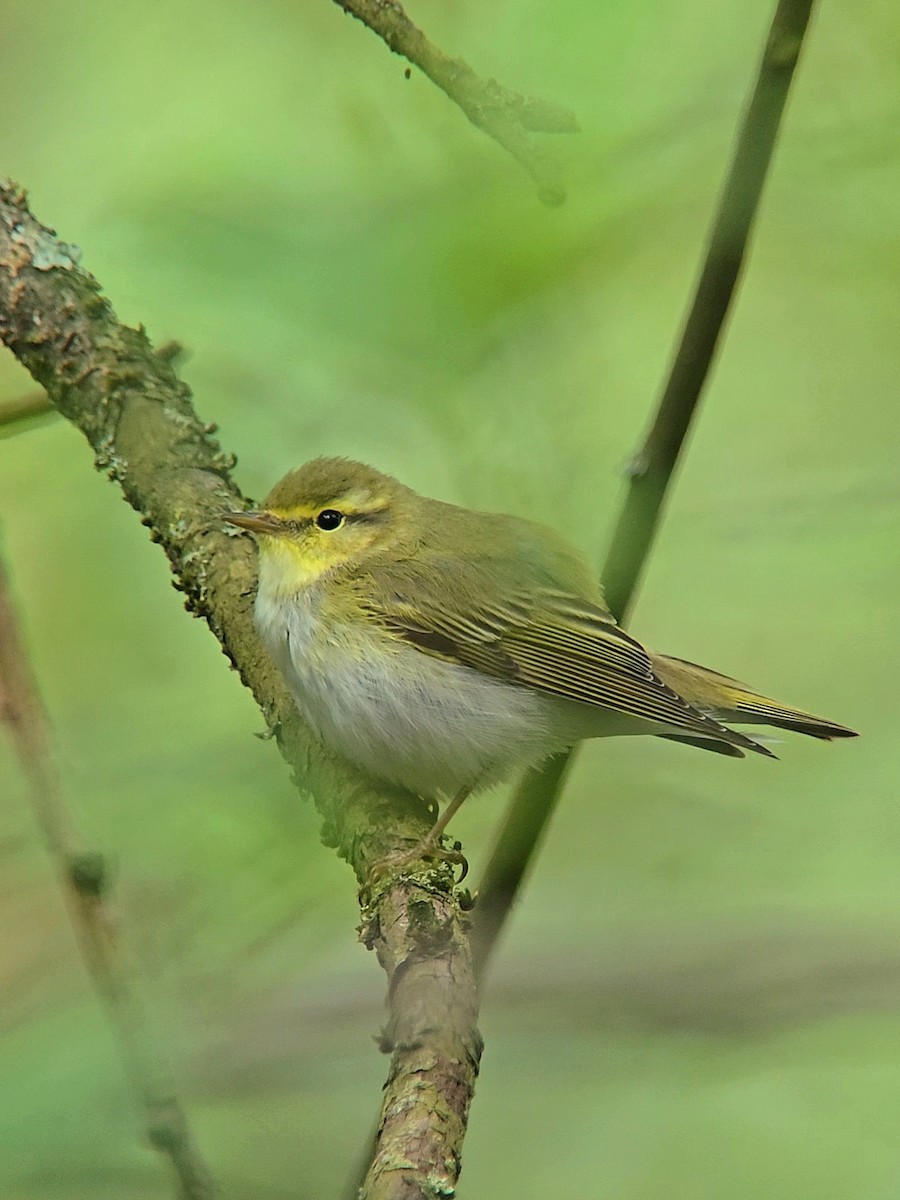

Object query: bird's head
[225,458,409,595]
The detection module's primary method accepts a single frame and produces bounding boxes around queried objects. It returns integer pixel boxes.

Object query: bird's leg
[367,786,471,887]
[420,785,471,854]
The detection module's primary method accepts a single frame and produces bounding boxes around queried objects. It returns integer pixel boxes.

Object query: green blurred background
[1,1,898,1196]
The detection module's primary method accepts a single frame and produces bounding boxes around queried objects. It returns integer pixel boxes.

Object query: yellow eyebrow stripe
[269,505,320,520]
[268,503,391,521]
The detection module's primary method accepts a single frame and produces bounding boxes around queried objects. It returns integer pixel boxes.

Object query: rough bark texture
[360,886,481,1198]
[0,180,481,1197]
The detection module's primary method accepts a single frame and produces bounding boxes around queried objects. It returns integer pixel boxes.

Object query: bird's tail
[651,654,858,743]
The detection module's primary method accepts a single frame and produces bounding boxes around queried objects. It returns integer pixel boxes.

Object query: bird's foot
[362,838,468,896]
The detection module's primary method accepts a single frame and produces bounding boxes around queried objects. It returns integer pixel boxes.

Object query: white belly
[254,584,556,798]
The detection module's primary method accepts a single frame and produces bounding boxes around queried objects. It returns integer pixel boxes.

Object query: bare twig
[0,388,55,433]
[332,0,578,204]
[470,0,817,980]
[0,181,480,1197]
[0,557,216,1198]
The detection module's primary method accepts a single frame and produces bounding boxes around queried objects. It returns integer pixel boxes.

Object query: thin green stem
[0,389,55,435]
[470,0,817,981]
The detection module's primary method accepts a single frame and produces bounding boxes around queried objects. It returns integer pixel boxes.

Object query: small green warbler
[226,458,856,860]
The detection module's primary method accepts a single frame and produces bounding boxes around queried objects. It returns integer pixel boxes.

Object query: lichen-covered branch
[470,0,817,980]
[358,886,481,1200]
[332,0,578,204]
[0,555,216,1199]
[0,181,481,1197]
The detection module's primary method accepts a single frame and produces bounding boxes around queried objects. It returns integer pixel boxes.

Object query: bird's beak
[224,510,287,536]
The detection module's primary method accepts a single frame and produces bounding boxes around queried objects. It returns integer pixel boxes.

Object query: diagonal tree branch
[0,555,216,1199]
[470,0,817,981]
[0,181,480,1199]
[332,0,578,204]
[0,388,54,432]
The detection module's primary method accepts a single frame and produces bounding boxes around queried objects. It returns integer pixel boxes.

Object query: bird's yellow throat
[256,524,335,597]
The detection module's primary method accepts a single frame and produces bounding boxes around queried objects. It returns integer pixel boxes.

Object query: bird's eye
[316,509,344,531]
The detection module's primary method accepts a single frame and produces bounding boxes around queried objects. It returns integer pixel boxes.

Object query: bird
[225,457,857,867]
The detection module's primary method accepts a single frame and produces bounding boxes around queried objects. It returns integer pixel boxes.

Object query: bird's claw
[361,839,468,899]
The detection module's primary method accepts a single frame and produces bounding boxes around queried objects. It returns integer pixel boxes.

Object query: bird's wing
[359,558,768,755]
[652,654,857,740]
